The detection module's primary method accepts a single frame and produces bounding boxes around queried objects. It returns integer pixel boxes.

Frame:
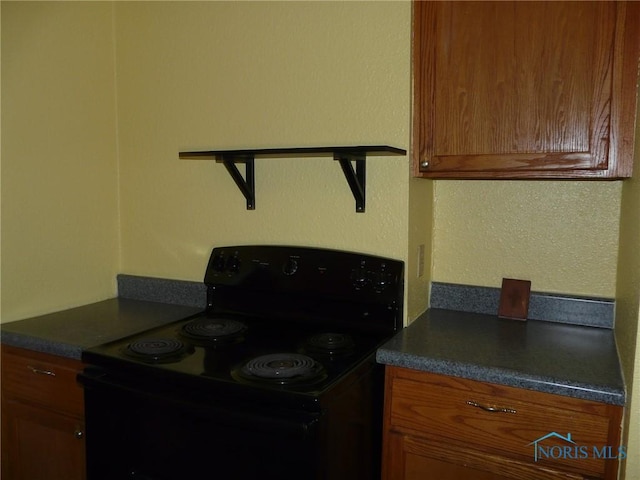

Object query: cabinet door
[384,431,591,480]
[1,398,86,480]
[413,1,640,179]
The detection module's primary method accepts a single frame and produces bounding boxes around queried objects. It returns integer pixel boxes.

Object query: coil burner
[124,338,193,364]
[235,353,327,385]
[305,332,355,356]
[180,317,247,345]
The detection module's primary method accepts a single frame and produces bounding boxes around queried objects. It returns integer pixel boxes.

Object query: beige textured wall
[1,2,119,322]
[407,177,433,319]
[615,95,640,480]
[112,1,421,315]
[0,1,427,322]
[431,180,622,297]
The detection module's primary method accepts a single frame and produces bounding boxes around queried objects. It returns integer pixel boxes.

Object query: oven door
[79,368,324,480]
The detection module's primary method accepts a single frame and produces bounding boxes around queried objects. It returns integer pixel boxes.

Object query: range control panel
[204,245,404,303]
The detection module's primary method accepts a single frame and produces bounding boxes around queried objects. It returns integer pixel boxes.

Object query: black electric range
[79,245,403,480]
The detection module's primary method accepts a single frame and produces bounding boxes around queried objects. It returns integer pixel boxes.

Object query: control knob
[212,253,226,272]
[372,264,391,293]
[282,258,298,276]
[351,262,369,290]
[226,254,241,274]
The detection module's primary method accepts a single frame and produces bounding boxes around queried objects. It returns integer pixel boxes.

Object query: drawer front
[387,368,620,476]
[1,346,84,416]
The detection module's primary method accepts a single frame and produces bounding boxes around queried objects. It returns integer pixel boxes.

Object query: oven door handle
[78,368,322,435]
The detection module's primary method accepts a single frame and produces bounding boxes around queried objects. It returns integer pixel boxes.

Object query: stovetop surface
[82,311,388,399]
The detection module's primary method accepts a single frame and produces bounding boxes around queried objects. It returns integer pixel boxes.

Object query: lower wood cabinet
[1,344,86,480]
[382,367,623,480]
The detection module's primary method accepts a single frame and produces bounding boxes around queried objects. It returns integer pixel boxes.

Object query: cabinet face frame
[411,1,640,179]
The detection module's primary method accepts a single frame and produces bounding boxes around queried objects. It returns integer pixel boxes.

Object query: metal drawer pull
[467,400,516,414]
[27,366,56,377]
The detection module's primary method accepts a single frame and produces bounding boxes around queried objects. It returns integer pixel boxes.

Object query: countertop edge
[376,348,625,406]
[1,332,83,360]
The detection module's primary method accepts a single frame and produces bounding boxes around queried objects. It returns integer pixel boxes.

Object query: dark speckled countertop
[1,298,202,360]
[376,308,625,406]
[1,277,625,407]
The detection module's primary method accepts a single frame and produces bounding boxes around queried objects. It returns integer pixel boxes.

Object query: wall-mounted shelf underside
[179,146,406,212]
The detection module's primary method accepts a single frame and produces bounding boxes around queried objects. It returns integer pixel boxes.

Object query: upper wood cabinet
[412,1,640,179]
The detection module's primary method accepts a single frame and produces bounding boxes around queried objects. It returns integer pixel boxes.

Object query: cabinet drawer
[1,345,84,417]
[386,367,622,476]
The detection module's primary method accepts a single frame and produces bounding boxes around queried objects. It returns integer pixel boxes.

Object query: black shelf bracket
[221,156,255,210]
[179,145,406,212]
[335,153,366,212]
